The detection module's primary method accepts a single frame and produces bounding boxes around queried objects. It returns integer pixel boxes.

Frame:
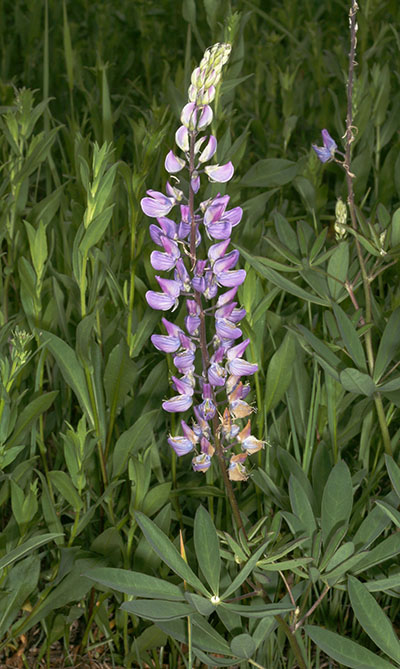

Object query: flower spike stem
[344,0,392,456]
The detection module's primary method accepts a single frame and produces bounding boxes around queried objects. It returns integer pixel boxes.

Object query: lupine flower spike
[141,43,264,481]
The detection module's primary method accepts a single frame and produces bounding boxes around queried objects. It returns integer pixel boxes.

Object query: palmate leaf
[348,576,400,664]
[305,625,394,669]
[134,511,210,597]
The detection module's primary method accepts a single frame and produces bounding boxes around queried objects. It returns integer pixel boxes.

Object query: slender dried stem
[344,0,392,456]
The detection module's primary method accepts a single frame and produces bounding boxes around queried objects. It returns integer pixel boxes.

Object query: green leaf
[241,158,299,187]
[6,391,58,448]
[0,533,62,571]
[104,341,137,411]
[238,247,329,306]
[221,601,294,618]
[333,303,366,371]
[221,541,269,600]
[296,324,342,370]
[79,204,115,256]
[15,558,104,635]
[0,556,40,636]
[41,331,93,425]
[157,614,231,654]
[230,634,256,659]
[391,207,400,246]
[375,501,400,529]
[121,599,193,621]
[353,533,400,573]
[348,576,400,663]
[327,242,349,300]
[385,455,400,499]
[374,308,400,381]
[365,573,400,593]
[184,592,216,616]
[194,506,220,595]
[48,471,83,511]
[340,368,376,396]
[142,482,172,517]
[305,625,394,669]
[111,410,158,478]
[321,461,353,546]
[289,475,317,538]
[134,511,210,596]
[265,332,297,412]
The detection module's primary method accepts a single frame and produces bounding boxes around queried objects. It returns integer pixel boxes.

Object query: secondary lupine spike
[140,43,262,481]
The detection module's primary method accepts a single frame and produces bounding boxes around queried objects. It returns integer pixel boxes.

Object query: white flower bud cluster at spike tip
[188,42,232,106]
[140,43,265,482]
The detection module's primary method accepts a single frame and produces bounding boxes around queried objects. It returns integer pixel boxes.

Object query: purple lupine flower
[141,42,261,480]
[312,129,338,163]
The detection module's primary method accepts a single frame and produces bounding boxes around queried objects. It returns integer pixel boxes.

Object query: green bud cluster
[334,197,348,240]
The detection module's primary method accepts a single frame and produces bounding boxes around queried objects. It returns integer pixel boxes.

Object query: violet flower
[140,42,263,481]
[312,129,338,163]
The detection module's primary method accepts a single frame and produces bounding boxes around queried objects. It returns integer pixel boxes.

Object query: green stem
[80,252,88,318]
[127,209,137,354]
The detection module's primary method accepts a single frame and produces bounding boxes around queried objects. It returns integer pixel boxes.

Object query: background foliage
[0,0,400,667]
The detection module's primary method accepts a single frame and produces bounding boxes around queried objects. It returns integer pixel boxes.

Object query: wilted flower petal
[168,435,195,456]
[192,453,212,472]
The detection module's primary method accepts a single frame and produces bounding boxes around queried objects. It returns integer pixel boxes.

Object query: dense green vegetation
[0,0,400,667]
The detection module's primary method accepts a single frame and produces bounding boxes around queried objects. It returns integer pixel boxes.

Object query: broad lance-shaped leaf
[5,391,58,448]
[241,158,299,187]
[40,331,93,425]
[327,241,349,300]
[238,246,329,306]
[305,625,394,669]
[340,368,376,396]
[221,541,269,600]
[374,307,400,381]
[220,601,294,618]
[375,500,400,529]
[264,332,296,412]
[194,506,221,595]
[332,303,367,372]
[230,634,256,660]
[121,599,194,621]
[385,454,400,498]
[321,460,353,546]
[0,533,63,571]
[348,576,400,664]
[135,511,210,596]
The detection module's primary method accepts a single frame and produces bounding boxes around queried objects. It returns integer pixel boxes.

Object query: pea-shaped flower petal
[205,161,234,183]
